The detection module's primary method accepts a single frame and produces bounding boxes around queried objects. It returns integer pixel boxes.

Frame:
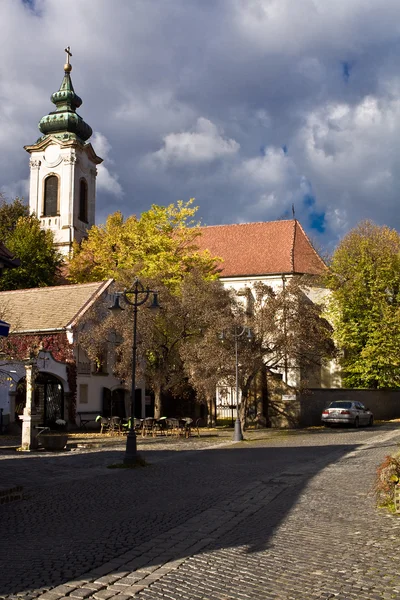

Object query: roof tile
[197,220,326,277]
[0,280,112,333]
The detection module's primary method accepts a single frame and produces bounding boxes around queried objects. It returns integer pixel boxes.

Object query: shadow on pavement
[0,440,362,595]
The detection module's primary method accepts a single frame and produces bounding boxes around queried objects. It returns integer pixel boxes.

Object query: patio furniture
[165,418,181,437]
[97,415,122,434]
[77,411,102,430]
[180,417,193,438]
[153,417,168,436]
[122,418,143,434]
[142,417,156,437]
[194,417,203,437]
[98,416,110,434]
[109,416,122,433]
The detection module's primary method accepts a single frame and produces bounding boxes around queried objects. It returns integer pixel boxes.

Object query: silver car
[321,400,373,428]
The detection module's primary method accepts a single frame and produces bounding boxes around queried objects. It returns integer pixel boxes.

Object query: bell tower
[24,48,103,255]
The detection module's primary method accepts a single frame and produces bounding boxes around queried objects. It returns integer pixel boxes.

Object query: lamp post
[109,278,160,465]
[220,326,253,442]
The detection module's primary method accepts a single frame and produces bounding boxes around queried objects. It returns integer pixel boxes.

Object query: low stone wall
[269,388,400,428]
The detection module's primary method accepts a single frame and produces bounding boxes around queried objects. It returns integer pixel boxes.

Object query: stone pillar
[19,363,40,451]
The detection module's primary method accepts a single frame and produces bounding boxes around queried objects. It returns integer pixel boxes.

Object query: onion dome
[38,47,92,143]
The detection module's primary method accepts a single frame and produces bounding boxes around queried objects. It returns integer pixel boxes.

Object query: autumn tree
[77,272,234,418]
[68,200,218,288]
[71,199,223,417]
[326,220,400,388]
[0,197,62,290]
[181,276,335,428]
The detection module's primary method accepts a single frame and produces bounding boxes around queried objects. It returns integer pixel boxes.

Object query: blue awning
[0,320,10,337]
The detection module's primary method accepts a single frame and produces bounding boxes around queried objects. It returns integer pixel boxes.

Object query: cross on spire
[64,46,73,73]
[65,46,72,64]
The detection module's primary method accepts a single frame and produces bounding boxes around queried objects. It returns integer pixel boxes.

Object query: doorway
[15,372,64,427]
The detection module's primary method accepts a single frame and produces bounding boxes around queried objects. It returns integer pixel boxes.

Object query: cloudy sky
[1,0,400,250]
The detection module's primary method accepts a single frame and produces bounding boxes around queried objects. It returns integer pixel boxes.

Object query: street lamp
[109,277,160,465]
[219,326,253,442]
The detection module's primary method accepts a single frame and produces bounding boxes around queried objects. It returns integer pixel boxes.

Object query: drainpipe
[282,275,288,384]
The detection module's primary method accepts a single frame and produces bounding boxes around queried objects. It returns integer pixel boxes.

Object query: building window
[79,384,88,404]
[79,179,88,223]
[93,350,108,375]
[43,175,59,216]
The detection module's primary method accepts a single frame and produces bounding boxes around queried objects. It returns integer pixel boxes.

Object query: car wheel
[354,417,359,428]
[369,416,374,427]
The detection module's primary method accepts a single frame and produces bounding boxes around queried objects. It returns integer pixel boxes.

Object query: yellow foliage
[68,199,220,289]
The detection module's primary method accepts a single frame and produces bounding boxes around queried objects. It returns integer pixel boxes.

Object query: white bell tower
[24,48,102,256]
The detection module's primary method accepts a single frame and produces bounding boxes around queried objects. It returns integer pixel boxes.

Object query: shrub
[375,454,400,511]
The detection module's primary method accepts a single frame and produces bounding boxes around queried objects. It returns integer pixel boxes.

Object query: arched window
[79,179,88,223]
[43,175,59,216]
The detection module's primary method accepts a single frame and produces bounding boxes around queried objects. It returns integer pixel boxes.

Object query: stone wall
[269,388,400,428]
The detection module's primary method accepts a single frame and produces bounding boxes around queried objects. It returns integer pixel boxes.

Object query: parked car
[321,400,373,428]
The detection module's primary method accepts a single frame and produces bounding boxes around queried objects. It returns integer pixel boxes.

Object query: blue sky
[2,0,400,251]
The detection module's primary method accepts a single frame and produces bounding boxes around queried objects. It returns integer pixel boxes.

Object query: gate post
[19,362,40,451]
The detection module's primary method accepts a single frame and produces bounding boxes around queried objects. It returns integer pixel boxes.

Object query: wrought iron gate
[15,373,64,427]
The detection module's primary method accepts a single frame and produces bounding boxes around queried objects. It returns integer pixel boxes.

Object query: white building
[196,220,341,420]
[0,281,148,430]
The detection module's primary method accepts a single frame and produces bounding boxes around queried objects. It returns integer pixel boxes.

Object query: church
[0,49,341,434]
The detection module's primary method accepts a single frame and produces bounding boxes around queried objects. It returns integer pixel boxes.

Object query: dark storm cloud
[2,0,400,249]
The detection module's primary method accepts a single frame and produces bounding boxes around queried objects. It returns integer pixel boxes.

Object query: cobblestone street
[1,426,400,599]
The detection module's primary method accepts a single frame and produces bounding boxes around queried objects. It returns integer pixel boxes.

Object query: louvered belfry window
[79,179,88,223]
[43,175,58,216]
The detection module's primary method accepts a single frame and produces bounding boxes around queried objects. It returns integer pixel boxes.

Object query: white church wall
[219,273,340,390]
[28,142,98,255]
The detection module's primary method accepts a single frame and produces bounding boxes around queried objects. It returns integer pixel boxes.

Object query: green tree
[68,199,218,288]
[326,220,400,388]
[0,196,29,239]
[0,214,62,290]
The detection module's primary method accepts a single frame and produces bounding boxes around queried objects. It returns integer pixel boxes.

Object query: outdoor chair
[180,417,193,438]
[122,418,143,434]
[165,418,181,437]
[97,415,122,434]
[142,417,156,437]
[154,417,168,436]
[194,417,203,437]
[98,416,110,434]
[109,416,122,433]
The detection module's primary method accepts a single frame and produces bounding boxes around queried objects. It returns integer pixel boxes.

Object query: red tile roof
[196,220,326,277]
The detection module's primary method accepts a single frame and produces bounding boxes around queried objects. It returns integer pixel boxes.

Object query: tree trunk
[153,384,162,419]
[239,391,248,431]
[262,367,271,428]
[206,394,216,426]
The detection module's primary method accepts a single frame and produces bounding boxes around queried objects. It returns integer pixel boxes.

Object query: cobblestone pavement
[1,426,400,599]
